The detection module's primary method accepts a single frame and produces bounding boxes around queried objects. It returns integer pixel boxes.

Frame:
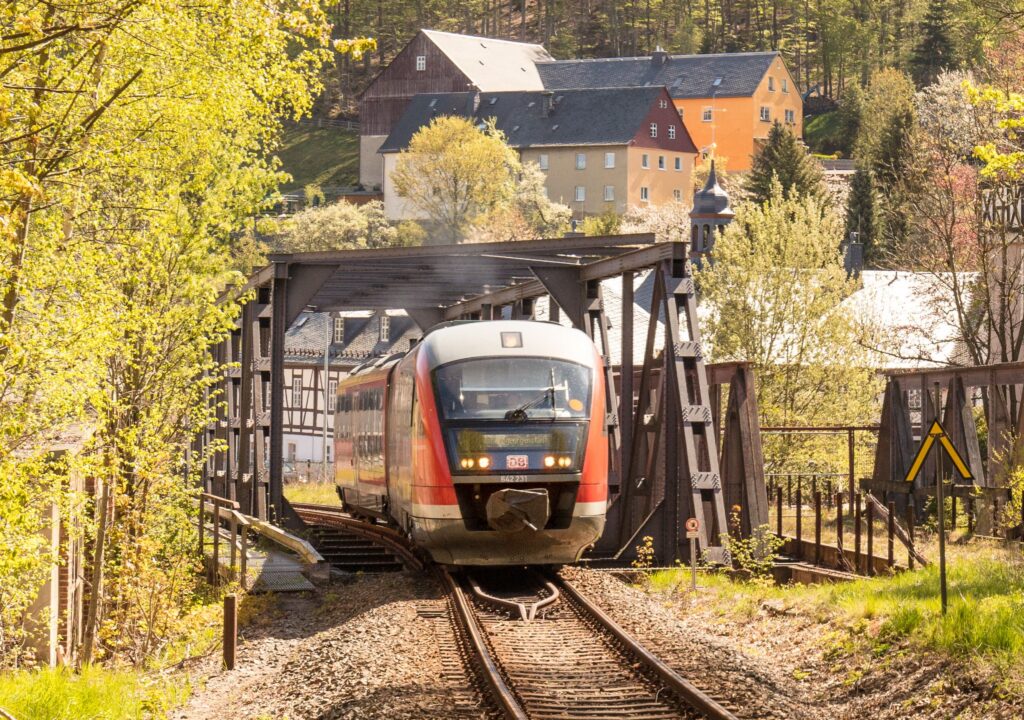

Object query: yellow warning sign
[904,420,972,483]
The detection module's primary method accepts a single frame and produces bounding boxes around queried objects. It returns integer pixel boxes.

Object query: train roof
[419,320,597,369]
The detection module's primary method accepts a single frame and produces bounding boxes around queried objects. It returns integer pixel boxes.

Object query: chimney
[844,232,864,278]
[651,45,668,65]
[466,84,480,116]
[541,90,555,117]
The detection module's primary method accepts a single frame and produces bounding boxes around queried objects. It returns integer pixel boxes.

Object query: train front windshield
[434,358,592,474]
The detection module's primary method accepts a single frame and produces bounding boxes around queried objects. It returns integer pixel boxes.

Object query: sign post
[904,419,973,615]
[685,518,700,592]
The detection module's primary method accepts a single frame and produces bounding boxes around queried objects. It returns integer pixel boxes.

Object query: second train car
[333,320,608,565]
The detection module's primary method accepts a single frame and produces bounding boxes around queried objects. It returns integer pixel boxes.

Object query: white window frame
[333,317,345,344]
[415,55,426,71]
[649,122,658,138]
[291,377,302,407]
[575,153,586,170]
[658,98,668,109]
[641,153,649,169]
[603,185,615,201]
[785,109,795,124]
[538,153,549,170]
[328,379,338,414]
[702,107,712,122]
[574,185,586,202]
[668,125,676,140]
[673,189,682,201]
[674,157,682,171]
[658,155,666,170]
[604,152,615,169]
[640,186,649,202]
[760,106,770,122]
[379,314,390,342]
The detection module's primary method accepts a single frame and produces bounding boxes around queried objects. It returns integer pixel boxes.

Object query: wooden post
[905,504,915,571]
[212,501,221,585]
[887,500,896,570]
[854,493,862,575]
[198,495,205,559]
[847,427,856,501]
[229,512,238,583]
[866,499,875,577]
[814,490,822,566]
[787,475,792,506]
[836,493,844,565]
[795,481,803,555]
[223,594,238,670]
[776,486,783,538]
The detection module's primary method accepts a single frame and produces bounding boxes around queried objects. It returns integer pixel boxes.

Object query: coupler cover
[485,488,550,532]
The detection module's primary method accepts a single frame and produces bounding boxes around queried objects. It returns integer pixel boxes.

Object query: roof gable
[380,86,697,153]
[421,29,552,91]
[537,51,780,99]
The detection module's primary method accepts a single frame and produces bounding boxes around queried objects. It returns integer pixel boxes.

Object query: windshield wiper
[504,386,554,423]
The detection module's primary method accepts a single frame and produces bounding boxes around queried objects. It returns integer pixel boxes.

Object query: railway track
[444,568,740,720]
[291,502,424,572]
[291,504,739,719]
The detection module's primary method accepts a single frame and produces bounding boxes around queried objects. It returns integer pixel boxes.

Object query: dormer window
[649,123,658,138]
[334,317,345,343]
[379,314,390,342]
[416,55,426,71]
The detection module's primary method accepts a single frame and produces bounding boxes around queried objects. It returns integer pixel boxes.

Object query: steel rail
[290,503,424,571]
[555,575,739,720]
[440,568,529,720]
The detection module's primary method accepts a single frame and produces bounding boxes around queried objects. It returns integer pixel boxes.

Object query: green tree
[392,116,521,243]
[277,200,398,252]
[844,168,879,265]
[873,108,919,256]
[467,163,571,242]
[910,0,959,88]
[836,82,865,156]
[696,181,882,472]
[854,68,916,167]
[745,122,827,205]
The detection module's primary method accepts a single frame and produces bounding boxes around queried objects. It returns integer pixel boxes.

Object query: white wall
[359,135,387,189]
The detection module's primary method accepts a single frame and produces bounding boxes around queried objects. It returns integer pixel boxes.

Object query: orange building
[537,51,802,171]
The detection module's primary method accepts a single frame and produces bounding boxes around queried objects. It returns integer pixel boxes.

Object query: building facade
[379,86,697,221]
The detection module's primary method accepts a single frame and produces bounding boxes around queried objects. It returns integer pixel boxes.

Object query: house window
[785,109,795,124]
[668,125,676,140]
[604,152,615,168]
[702,107,712,122]
[416,55,426,71]
[641,153,649,168]
[782,78,789,92]
[574,185,586,202]
[328,380,338,413]
[538,153,549,170]
[678,107,684,119]
[659,98,668,109]
[291,377,302,407]
[575,153,586,170]
[674,157,682,170]
[640,186,649,202]
[673,189,682,201]
[333,317,345,343]
[379,314,390,342]
[768,76,775,91]
[760,106,770,122]
[649,122,657,138]
[658,155,666,170]
[603,185,615,201]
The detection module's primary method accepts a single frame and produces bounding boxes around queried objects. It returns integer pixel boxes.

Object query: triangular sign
[904,420,973,483]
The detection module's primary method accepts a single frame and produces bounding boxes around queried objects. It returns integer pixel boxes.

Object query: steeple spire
[690,160,734,264]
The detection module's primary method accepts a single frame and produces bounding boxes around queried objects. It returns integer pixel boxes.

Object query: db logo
[506,455,529,469]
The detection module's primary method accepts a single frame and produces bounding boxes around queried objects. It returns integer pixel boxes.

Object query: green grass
[804,110,845,156]
[646,542,1024,679]
[284,481,341,506]
[274,126,359,193]
[0,665,187,720]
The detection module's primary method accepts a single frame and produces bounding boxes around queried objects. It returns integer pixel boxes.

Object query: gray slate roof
[536,51,779,99]
[285,311,419,365]
[421,29,552,91]
[380,86,696,153]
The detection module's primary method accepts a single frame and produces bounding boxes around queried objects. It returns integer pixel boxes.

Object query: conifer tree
[836,83,864,156]
[910,0,959,87]
[745,122,827,205]
[873,109,919,255]
[844,168,878,264]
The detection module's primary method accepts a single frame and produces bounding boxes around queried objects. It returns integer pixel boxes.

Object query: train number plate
[501,474,529,483]
[505,454,529,469]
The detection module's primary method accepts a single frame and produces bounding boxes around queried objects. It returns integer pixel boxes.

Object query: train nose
[485,488,550,532]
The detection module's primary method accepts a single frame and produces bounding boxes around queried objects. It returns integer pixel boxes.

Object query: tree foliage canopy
[745,122,826,206]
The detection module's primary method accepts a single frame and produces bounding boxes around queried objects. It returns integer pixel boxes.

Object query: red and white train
[333,320,608,565]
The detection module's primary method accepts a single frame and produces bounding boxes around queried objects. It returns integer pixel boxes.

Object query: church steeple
[689,160,734,263]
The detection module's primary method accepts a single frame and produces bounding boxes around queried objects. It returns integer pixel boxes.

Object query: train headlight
[460,458,475,469]
[543,455,556,468]
[557,456,572,468]
[477,456,491,469]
